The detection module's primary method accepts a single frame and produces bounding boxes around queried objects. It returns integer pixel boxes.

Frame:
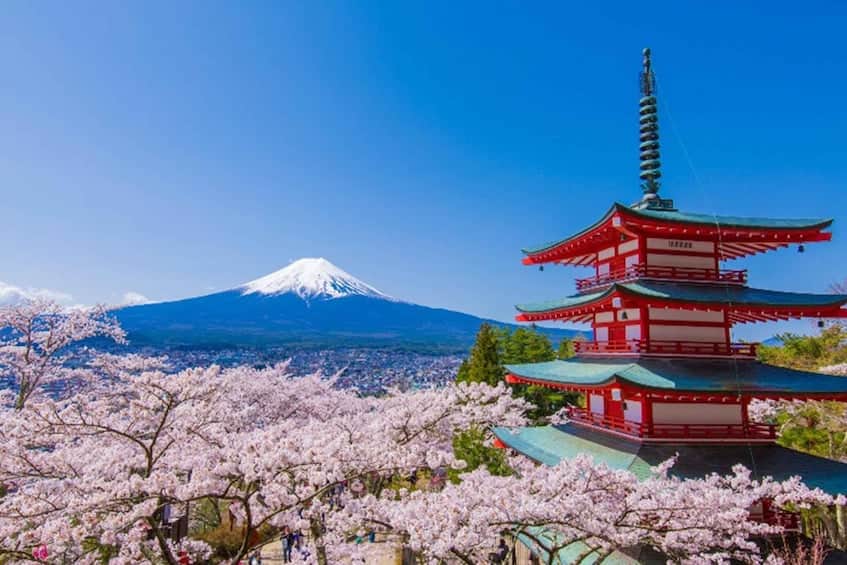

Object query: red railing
[575,264,747,292]
[574,339,758,358]
[566,407,776,441]
[758,500,801,530]
[649,422,776,441]
[566,407,647,436]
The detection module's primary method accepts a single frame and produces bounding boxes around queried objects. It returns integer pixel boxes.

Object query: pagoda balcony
[574,339,758,358]
[575,264,747,293]
[566,407,777,442]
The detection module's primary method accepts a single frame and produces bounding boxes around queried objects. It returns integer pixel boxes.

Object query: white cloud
[119,291,152,306]
[0,281,155,310]
[0,281,74,306]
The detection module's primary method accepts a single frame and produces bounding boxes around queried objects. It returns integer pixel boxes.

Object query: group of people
[280,526,306,563]
[238,526,306,564]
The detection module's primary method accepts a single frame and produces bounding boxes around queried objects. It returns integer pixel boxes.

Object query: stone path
[259,539,399,564]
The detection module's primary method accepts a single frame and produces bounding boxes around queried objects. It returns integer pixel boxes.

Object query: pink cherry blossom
[0,300,841,564]
[0,299,125,410]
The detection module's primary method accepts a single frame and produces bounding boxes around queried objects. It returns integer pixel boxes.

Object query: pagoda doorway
[606,388,625,422]
[608,325,626,347]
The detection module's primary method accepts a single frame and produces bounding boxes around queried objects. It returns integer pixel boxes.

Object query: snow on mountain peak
[240,258,392,301]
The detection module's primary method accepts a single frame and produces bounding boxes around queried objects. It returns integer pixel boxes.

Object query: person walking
[281,526,293,563]
[489,538,509,564]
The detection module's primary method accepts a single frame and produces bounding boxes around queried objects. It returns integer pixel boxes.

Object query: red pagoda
[494,49,847,505]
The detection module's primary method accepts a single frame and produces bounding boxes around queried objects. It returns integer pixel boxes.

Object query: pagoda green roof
[504,358,847,395]
[631,205,832,230]
[522,203,833,255]
[515,527,643,565]
[515,280,847,313]
[493,423,847,495]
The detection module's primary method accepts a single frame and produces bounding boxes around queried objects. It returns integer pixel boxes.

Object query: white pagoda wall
[652,403,742,425]
[644,237,717,270]
[595,239,640,275]
[646,253,715,269]
[647,307,727,343]
[649,325,726,342]
[649,308,724,323]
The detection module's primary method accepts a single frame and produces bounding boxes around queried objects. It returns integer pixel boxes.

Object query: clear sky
[1,2,845,341]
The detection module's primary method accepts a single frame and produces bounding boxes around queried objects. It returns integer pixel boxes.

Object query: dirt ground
[259,539,400,564]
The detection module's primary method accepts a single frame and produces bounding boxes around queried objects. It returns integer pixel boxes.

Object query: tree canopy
[753,323,847,464]
[457,325,580,422]
[758,324,847,371]
[1,302,842,564]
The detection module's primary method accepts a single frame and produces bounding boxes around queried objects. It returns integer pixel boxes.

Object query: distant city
[125,346,462,394]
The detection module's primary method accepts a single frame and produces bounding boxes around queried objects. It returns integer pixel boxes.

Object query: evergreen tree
[501,328,576,422]
[502,327,556,364]
[448,427,512,483]
[455,323,504,386]
[557,337,576,359]
[455,325,579,421]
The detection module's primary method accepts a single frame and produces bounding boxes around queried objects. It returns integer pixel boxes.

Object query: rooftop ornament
[635,48,675,211]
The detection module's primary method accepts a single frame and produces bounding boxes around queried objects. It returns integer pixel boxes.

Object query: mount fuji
[115,258,579,350]
[241,258,392,302]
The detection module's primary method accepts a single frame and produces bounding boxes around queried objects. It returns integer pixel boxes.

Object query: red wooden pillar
[740,396,751,437]
[643,395,654,436]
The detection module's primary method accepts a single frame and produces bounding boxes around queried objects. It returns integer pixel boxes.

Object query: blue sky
[1,2,844,341]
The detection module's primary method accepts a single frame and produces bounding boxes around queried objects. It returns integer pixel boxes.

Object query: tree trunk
[310,518,328,565]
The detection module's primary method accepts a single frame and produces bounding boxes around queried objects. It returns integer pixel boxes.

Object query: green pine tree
[501,328,576,422]
[501,327,555,364]
[557,338,576,359]
[455,323,504,386]
[448,427,512,483]
[455,325,579,422]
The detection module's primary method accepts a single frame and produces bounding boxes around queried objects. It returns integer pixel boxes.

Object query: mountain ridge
[115,258,580,351]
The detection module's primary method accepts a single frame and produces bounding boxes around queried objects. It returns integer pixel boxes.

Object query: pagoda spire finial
[638,47,662,204]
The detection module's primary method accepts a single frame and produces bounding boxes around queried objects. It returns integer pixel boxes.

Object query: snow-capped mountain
[115,258,578,349]
[241,258,391,302]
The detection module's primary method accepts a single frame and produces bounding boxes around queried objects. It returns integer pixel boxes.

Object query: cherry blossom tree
[2,353,840,564]
[750,398,847,462]
[0,354,529,564]
[329,455,838,564]
[0,302,842,564]
[0,299,125,409]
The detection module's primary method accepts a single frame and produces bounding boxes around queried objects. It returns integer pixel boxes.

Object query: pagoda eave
[521,204,833,265]
[515,282,847,324]
[505,372,847,403]
[493,424,847,495]
[517,302,847,324]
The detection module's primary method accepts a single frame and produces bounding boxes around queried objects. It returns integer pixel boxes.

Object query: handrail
[566,407,776,440]
[648,422,776,440]
[576,264,747,292]
[566,407,646,436]
[574,339,758,358]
